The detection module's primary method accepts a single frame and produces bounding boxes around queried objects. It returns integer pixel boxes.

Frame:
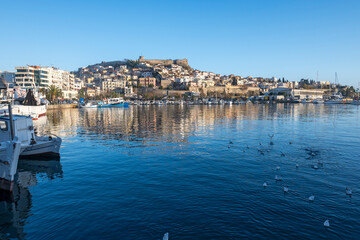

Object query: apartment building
[15,66,74,88]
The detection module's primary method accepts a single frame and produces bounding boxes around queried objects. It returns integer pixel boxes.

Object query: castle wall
[138,57,188,66]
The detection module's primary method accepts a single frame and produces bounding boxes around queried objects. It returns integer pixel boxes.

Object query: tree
[46,85,63,103]
[78,88,85,98]
[39,88,47,98]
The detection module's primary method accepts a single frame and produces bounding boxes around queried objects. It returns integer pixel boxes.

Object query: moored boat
[80,102,98,108]
[0,138,21,191]
[312,99,324,104]
[324,93,343,104]
[98,98,129,108]
[0,115,62,159]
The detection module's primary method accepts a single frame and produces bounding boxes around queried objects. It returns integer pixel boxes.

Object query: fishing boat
[0,105,22,191]
[301,99,312,103]
[80,101,98,108]
[324,93,343,104]
[98,98,129,108]
[13,89,47,120]
[0,90,47,120]
[312,98,324,104]
[0,115,62,159]
[0,138,21,191]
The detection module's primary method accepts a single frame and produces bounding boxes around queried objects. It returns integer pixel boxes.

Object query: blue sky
[1,0,359,87]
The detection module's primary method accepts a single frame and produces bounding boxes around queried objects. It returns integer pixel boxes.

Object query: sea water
[1,104,360,239]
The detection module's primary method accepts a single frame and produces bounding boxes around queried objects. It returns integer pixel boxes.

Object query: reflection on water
[0,160,62,239]
[2,104,360,239]
[39,104,358,142]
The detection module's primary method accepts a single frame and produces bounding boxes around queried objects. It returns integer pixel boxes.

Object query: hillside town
[0,56,358,103]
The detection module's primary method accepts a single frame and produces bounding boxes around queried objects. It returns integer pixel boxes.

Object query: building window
[0,121,8,131]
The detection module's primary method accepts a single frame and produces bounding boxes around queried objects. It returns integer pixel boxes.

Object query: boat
[301,99,311,103]
[98,98,129,108]
[0,105,22,191]
[312,99,324,104]
[324,93,343,104]
[80,101,98,108]
[13,89,47,120]
[0,138,21,191]
[0,115,62,159]
[351,100,360,105]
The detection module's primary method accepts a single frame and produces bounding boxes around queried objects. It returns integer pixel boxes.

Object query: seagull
[289,141,292,145]
[324,219,330,227]
[346,187,353,196]
[246,145,250,149]
[283,186,289,193]
[275,175,282,181]
[259,142,262,146]
[229,140,233,144]
[269,135,274,145]
[276,166,280,170]
[263,182,268,187]
[163,232,169,240]
[296,164,299,169]
[308,195,315,201]
[281,152,285,157]
[313,164,319,170]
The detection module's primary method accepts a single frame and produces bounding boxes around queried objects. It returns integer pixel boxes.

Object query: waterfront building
[14,66,76,94]
[292,89,328,100]
[15,66,49,88]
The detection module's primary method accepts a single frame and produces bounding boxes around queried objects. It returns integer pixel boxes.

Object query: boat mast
[335,72,338,94]
[7,103,15,140]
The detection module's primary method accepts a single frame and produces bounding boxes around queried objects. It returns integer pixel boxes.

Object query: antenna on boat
[316,71,319,82]
[335,72,338,85]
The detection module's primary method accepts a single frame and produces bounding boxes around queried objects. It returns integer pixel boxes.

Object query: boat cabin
[0,115,35,147]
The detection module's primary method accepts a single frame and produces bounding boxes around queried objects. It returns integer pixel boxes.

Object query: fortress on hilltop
[138,56,188,66]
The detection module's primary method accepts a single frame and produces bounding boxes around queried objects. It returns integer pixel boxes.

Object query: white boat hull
[20,137,62,159]
[324,101,343,104]
[0,139,21,191]
[13,105,47,119]
[0,105,46,120]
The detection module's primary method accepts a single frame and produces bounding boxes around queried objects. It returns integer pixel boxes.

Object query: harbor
[2,0,360,238]
[1,104,359,239]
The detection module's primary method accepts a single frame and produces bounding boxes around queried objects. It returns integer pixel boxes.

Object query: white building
[14,66,77,98]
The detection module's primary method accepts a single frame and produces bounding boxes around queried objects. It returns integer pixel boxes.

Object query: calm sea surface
[1,104,360,239]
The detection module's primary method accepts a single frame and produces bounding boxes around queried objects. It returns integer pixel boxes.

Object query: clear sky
[1,0,359,87]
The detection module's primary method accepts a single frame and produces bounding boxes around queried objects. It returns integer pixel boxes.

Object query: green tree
[78,88,85,98]
[46,85,63,103]
[39,88,47,97]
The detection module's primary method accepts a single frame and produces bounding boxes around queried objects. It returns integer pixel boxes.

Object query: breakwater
[47,104,78,110]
